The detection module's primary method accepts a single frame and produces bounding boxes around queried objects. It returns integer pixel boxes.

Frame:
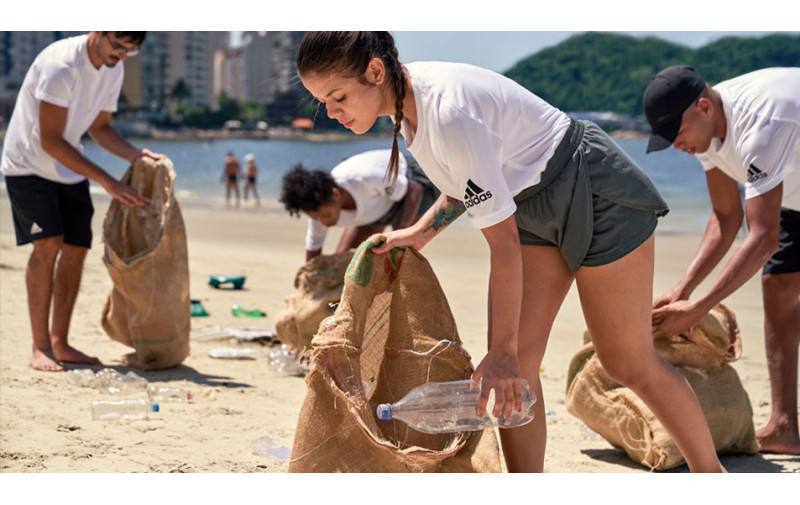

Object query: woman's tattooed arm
[423,196,466,234]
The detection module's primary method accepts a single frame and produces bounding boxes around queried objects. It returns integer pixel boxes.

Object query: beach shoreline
[1,192,798,474]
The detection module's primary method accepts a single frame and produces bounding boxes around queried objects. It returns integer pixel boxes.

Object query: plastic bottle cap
[152,403,160,413]
[376,404,392,420]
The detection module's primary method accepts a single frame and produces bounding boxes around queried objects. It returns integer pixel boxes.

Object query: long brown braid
[297,31,407,183]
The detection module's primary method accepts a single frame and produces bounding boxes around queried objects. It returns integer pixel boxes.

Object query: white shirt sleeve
[742,121,800,199]
[304,218,328,252]
[439,108,517,229]
[34,62,74,108]
[101,70,124,113]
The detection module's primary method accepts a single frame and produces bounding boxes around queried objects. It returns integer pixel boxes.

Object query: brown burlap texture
[101,156,190,370]
[566,303,758,470]
[289,235,502,472]
[274,251,354,351]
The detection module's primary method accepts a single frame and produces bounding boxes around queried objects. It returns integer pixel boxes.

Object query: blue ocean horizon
[1,135,715,234]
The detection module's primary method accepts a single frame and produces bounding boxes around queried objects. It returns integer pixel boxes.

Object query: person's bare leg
[335,226,385,254]
[575,235,724,472]
[27,236,63,371]
[757,272,800,454]
[50,243,101,365]
[498,245,574,472]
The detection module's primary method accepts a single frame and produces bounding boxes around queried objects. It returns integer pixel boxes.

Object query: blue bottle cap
[376,404,392,420]
[152,402,160,413]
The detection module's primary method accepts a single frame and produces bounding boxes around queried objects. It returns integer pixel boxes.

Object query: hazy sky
[231,31,788,73]
[391,31,784,73]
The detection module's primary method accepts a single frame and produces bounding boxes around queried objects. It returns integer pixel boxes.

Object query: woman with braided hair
[297,31,725,472]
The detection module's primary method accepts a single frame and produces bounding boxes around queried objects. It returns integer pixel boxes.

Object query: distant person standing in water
[645,65,800,455]
[0,31,158,372]
[243,153,260,208]
[221,151,241,208]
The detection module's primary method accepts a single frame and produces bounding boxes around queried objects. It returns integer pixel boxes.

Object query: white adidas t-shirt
[399,61,572,229]
[1,34,124,184]
[305,150,409,251]
[696,67,800,212]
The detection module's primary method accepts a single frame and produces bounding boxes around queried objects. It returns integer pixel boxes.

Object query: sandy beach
[1,190,798,475]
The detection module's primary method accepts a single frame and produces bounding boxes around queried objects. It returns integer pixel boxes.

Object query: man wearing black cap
[644,65,800,455]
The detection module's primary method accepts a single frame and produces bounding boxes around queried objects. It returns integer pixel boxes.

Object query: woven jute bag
[289,235,502,472]
[566,303,758,470]
[101,156,190,370]
[274,251,354,352]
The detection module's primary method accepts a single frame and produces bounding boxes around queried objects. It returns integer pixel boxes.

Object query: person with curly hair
[280,149,438,262]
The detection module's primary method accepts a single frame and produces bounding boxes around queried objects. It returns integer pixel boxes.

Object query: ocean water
[1,136,714,233]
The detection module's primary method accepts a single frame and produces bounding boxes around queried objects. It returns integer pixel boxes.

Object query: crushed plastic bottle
[209,347,256,359]
[95,368,148,394]
[66,369,98,388]
[231,304,266,318]
[250,435,291,459]
[91,398,159,420]
[147,385,192,403]
[376,379,536,434]
[267,344,305,377]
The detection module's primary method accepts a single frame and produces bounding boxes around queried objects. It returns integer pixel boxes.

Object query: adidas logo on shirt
[747,164,768,184]
[463,179,493,208]
[30,222,43,234]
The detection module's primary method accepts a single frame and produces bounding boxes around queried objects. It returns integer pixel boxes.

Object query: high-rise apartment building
[121,31,229,113]
[213,47,246,101]
[242,31,303,104]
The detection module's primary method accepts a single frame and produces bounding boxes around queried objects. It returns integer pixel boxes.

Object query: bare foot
[757,425,800,455]
[30,348,64,372]
[52,344,102,366]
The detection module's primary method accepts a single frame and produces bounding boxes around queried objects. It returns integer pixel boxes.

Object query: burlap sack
[101,156,190,370]
[289,235,502,472]
[566,304,758,470]
[274,251,354,351]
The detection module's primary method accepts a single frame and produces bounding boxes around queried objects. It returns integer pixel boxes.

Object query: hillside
[504,32,800,117]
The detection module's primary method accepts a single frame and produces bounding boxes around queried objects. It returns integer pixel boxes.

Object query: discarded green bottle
[231,304,266,318]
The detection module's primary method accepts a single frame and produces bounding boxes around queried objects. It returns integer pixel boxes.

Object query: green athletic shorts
[514,119,669,271]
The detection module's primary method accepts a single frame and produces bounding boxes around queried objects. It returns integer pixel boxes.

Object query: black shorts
[763,208,800,275]
[4,175,94,248]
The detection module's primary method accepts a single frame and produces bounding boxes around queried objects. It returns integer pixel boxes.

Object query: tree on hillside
[503,32,800,118]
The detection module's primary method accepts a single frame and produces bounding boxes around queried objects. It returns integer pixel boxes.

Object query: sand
[1,191,798,475]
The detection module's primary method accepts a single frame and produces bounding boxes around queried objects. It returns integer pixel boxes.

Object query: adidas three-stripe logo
[747,163,767,183]
[463,179,493,208]
[30,222,43,234]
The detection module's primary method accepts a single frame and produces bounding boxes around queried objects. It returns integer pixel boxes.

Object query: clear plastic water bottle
[376,379,536,434]
[147,385,192,403]
[91,398,159,420]
[267,344,305,377]
[66,369,98,388]
[95,368,148,394]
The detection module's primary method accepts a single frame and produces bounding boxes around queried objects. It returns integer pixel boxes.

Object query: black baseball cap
[643,65,707,153]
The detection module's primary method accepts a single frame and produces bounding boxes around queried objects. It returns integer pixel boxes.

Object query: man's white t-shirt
[696,67,800,212]
[305,150,409,251]
[1,34,124,184]
[399,61,572,229]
